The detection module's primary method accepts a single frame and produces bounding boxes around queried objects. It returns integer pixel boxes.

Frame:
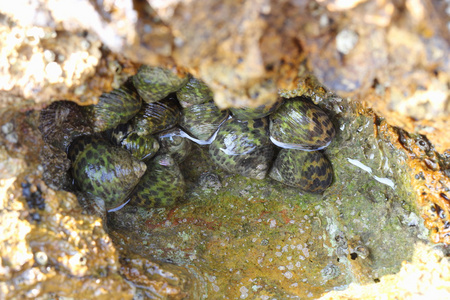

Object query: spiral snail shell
[41,65,339,215]
[176,76,213,108]
[118,132,160,162]
[39,100,93,151]
[156,127,193,164]
[179,102,229,141]
[130,94,180,136]
[269,149,333,193]
[209,118,274,179]
[128,154,186,208]
[84,83,142,133]
[132,65,189,104]
[68,135,147,210]
[269,97,335,151]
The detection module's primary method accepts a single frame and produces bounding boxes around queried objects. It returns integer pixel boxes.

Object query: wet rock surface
[320,242,450,300]
[0,111,134,298]
[0,0,449,298]
[106,95,431,298]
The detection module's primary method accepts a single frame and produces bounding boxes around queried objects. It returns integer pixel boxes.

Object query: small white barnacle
[321,263,340,281]
[34,251,48,266]
[353,245,370,260]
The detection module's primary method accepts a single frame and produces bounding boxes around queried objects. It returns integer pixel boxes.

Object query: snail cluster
[39,65,335,212]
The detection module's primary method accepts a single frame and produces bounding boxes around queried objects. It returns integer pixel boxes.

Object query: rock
[1,0,448,152]
[319,243,450,299]
[118,252,195,299]
[0,0,449,298]
[0,110,133,298]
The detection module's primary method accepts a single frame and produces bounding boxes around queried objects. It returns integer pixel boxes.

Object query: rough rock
[105,94,438,298]
[0,110,134,299]
[319,242,450,299]
[1,0,448,151]
[0,0,449,299]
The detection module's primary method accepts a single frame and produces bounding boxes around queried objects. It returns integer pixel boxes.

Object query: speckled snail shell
[269,97,335,151]
[209,118,274,179]
[84,83,142,133]
[130,94,180,136]
[179,102,229,141]
[46,65,338,216]
[68,135,147,211]
[132,65,189,103]
[128,154,186,208]
[269,149,333,193]
[229,98,283,120]
[118,132,160,162]
[110,123,133,146]
[156,127,193,164]
[110,123,160,162]
[176,76,213,108]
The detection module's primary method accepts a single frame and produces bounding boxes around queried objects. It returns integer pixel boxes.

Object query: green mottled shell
[132,66,189,103]
[39,100,92,151]
[110,123,133,145]
[85,84,141,132]
[269,149,333,193]
[179,102,229,141]
[229,98,283,120]
[129,154,186,208]
[68,136,147,210]
[110,123,160,161]
[119,132,160,161]
[269,98,335,150]
[176,77,213,108]
[209,118,274,179]
[156,128,193,163]
[130,94,180,136]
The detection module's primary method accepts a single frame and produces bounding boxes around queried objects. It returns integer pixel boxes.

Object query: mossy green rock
[176,77,214,108]
[269,149,333,193]
[209,118,274,179]
[128,154,186,208]
[68,136,147,210]
[132,66,189,103]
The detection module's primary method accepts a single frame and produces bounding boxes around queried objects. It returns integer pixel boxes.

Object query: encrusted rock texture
[319,242,450,300]
[0,0,449,299]
[1,0,448,151]
[0,111,134,299]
